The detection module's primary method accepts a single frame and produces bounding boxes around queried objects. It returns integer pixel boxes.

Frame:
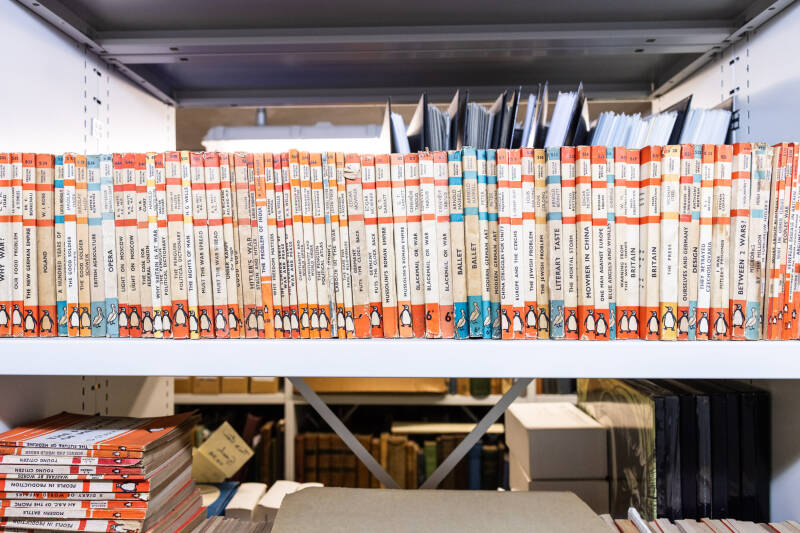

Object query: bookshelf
[174,393,575,406]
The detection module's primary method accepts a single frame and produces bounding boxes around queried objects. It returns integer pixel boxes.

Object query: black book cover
[490,90,508,149]
[698,382,729,518]
[481,444,499,490]
[657,380,699,519]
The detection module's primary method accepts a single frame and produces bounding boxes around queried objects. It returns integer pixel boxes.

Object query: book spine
[202,152,229,338]
[164,152,187,338]
[509,149,525,339]
[659,145,680,340]
[575,147,594,339]
[153,154,170,338]
[710,144,732,340]
[10,154,24,337]
[485,150,500,338]
[22,154,38,336]
[264,153,283,337]
[777,143,793,338]
[52,155,66,337]
[232,153,256,337]
[764,144,787,339]
[677,145,694,340]
[533,149,549,338]
[278,154,297,336]
[418,152,440,338]
[123,155,142,338]
[560,147,578,339]
[179,152,200,337]
[272,155,290,336]
[133,155,152,338]
[254,153,276,338]
[790,144,800,339]
[605,147,617,340]
[624,149,641,338]
[299,152,318,338]
[75,156,92,337]
[335,153,355,337]
[375,154,397,338]
[284,151,306,337]
[360,154,383,338]
[310,153,331,338]
[730,143,752,340]
[219,153,242,337]
[478,150,494,339]
[641,146,662,339]
[613,147,631,338]
[745,143,771,340]
[696,145,715,339]
[35,155,55,337]
[689,146,702,340]
[434,153,454,338]
[99,156,117,338]
[545,147,565,339]
[497,149,512,339]
[87,156,106,337]
[245,154,263,337]
[112,154,129,338]
[390,154,412,338]
[345,153,370,337]
[590,146,610,340]
[404,153,424,337]
[462,147,483,337]
[325,153,344,337]
[783,142,800,338]
[0,154,11,337]
[448,150,468,339]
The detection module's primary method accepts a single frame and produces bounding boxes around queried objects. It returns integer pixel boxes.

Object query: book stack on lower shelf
[605,515,800,532]
[0,412,203,532]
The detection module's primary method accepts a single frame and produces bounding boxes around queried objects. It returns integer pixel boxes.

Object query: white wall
[0,0,175,153]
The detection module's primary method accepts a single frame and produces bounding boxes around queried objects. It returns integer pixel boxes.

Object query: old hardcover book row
[0,144,797,340]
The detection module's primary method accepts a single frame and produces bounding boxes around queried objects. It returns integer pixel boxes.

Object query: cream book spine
[286,150,308,337]
[696,145,715,339]
[676,145,694,340]
[730,143,752,340]
[9,154,24,337]
[254,153,276,337]
[144,154,162,338]
[87,156,106,337]
[360,154,383,338]
[783,143,800,339]
[545,147,565,339]
[324,153,342,337]
[264,153,283,337]
[111,154,129,337]
[203,152,229,338]
[299,152,318,338]
[179,151,200,338]
[134,154,152,338]
[533,149,549,338]
[404,153,425,337]
[246,153,264,337]
[418,151,440,338]
[233,153,257,337]
[462,147,483,337]
[710,144,732,340]
[344,153,370,338]
[496,149,513,339]
[21,154,38,336]
[219,153,242,337]
[375,154,398,338]
[508,149,526,338]
[479,150,495,339]
[560,147,578,339]
[35,154,56,337]
[153,154,170,338]
[336,153,355,337]
[659,145,680,340]
[310,153,331,338]
[390,154,413,338]
[745,144,771,340]
[575,146,594,339]
[434,151,454,338]
[52,155,66,337]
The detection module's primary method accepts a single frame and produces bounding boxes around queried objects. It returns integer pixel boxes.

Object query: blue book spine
[467,442,482,490]
[477,150,493,339]
[486,150,501,338]
[690,144,703,340]
[606,146,616,340]
[54,155,68,336]
[100,154,119,337]
[545,147,565,339]
[448,150,469,339]
[87,155,106,337]
[462,147,483,338]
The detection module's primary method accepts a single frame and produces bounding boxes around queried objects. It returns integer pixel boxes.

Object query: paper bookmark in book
[497,149,513,339]
[640,146,662,340]
[35,154,56,337]
[65,154,80,337]
[299,152,318,338]
[590,147,610,340]
[613,148,631,338]
[51,155,65,337]
[375,154,398,338]
[310,153,331,338]
[152,154,169,338]
[696,145,715,340]
[418,152,440,338]
[404,153,425,337]
[254,153,276,338]
[782,142,800,339]
[87,156,106,337]
[730,143,752,340]
[434,152,454,338]
[360,154,383,337]
[389,155,412,338]
[462,147,483,337]
[509,149,526,338]
[99,155,117,338]
[75,155,93,337]
[9,154,24,337]
[710,144,732,340]
[336,153,355,338]
[545,148,564,339]
[201,153,228,338]
[448,150,469,339]
[533,149,549,338]
[21,154,38,336]
[164,152,188,338]
[575,147,594,340]
[0,154,10,337]
[134,154,153,338]
[325,153,345,337]
[188,153,214,337]
[344,154,371,337]
[560,147,577,339]
[659,145,680,341]
[265,153,283,337]
[676,145,694,340]
[478,150,495,339]
[605,147,617,340]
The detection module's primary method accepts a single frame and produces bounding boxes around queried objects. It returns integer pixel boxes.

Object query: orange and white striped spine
[590,146,610,340]
[298,152,317,338]
[253,153,276,338]
[575,146,594,340]
[659,145,681,341]
[730,143,752,340]
[163,152,187,338]
[264,153,283,338]
[676,145,695,340]
[361,154,383,338]
[134,154,153,338]
[144,153,162,338]
[521,148,538,339]
[696,145,716,340]
[123,154,142,338]
[710,145,732,340]
[497,149,513,339]
[0,154,11,337]
[375,154,398,338]
[35,154,56,337]
[344,153,370,338]
[310,153,330,338]
[533,149,549,338]
[782,143,800,338]
[433,151,454,338]
[418,152,440,338]
[21,153,38,336]
[390,154,413,338]
[639,146,662,340]
[202,152,228,338]
[404,153,425,338]
[9,154,24,337]
[764,144,788,339]
[509,149,526,338]
[152,154,169,338]
[335,152,355,338]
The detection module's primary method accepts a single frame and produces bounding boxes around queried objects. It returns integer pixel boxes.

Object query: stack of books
[0,412,203,532]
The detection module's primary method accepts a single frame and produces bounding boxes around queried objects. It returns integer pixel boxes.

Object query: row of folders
[0,143,797,341]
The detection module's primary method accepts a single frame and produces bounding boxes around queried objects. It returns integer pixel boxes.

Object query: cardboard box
[303,378,447,394]
[220,377,249,394]
[509,451,609,514]
[273,488,611,533]
[174,377,191,394]
[505,402,607,480]
[191,377,221,394]
[250,377,280,394]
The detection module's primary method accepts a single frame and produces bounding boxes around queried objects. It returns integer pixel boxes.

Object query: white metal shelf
[2,338,797,378]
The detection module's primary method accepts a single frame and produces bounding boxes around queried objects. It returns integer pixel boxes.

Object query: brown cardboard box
[174,377,191,394]
[272,488,610,533]
[250,377,280,394]
[221,377,249,394]
[303,378,447,394]
[191,377,220,394]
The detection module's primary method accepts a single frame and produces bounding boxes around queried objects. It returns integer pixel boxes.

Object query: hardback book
[575,146,594,339]
[224,482,266,521]
[389,153,413,338]
[374,154,398,338]
[360,154,383,338]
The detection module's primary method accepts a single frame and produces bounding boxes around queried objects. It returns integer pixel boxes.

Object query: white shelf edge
[0,338,795,379]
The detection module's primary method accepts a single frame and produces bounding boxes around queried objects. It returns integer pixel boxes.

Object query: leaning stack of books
[0,412,203,532]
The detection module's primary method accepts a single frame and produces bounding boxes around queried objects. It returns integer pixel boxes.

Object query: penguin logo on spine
[566,309,578,333]
[215,309,226,332]
[92,306,105,328]
[697,311,709,336]
[344,310,355,334]
[189,310,199,333]
[154,310,163,333]
[745,308,758,330]
[141,312,153,334]
[256,309,265,332]
[617,310,628,333]
[119,306,129,329]
[677,310,689,334]
[537,308,549,332]
[173,304,186,327]
[40,310,53,333]
[338,307,348,330]
[246,308,257,332]
[714,312,728,337]
[512,310,524,334]
[227,308,238,331]
[596,312,608,338]
[525,305,537,329]
[199,309,212,332]
[501,309,510,332]
[310,308,320,330]
[23,310,36,333]
[369,306,382,328]
[290,309,300,332]
[0,305,8,327]
[319,308,330,332]
[162,310,172,333]
[128,308,140,330]
[69,306,80,328]
[628,310,639,333]
[731,304,745,331]
[300,308,309,329]
[399,305,412,328]
[282,310,291,333]
[107,304,118,325]
[12,304,22,327]
[80,307,92,330]
[584,309,596,333]
[647,311,659,335]
[273,309,282,331]
[662,306,676,331]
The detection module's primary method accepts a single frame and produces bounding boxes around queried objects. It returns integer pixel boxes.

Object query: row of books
[0,412,202,533]
[605,515,800,533]
[580,379,770,521]
[0,142,798,341]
